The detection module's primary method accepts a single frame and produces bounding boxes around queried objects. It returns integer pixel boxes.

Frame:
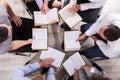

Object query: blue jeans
[80,23,107,58]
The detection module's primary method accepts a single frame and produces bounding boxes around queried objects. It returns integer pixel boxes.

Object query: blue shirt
[11,62,56,80]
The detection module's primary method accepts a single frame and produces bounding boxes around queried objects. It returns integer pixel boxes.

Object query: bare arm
[0,0,22,26]
[9,38,34,51]
[73,70,79,80]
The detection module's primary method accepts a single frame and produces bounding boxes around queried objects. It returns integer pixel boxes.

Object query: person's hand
[68,4,80,13]
[91,36,98,41]
[10,15,22,27]
[27,38,35,44]
[41,4,49,14]
[39,58,54,67]
[81,64,92,70]
[32,75,45,80]
[76,34,87,42]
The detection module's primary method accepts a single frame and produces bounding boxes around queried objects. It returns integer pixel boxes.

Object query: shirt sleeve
[11,62,41,80]
[85,13,120,36]
[35,0,43,9]
[47,67,56,80]
[80,0,106,11]
[96,40,120,58]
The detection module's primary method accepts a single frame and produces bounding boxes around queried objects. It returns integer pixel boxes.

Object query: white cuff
[90,67,95,73]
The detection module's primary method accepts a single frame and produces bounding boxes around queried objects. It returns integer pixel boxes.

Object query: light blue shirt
[11,62,56,80]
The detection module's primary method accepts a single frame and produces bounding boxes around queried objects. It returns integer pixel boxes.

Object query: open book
[32,28,48,50]
[59,4,82,28]
[63,52,85,76]
[64,31,81,51]
[34,8,59,26]
[40,47,65,67]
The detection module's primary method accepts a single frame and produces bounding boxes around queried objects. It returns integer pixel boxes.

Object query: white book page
[59,4,82,28]
[63,59,75,76]
[70,52,85,70]
[34,11,47,24]
[32,28,47,49]
[65,14,82,28]
[65,31,81,51]
[46,8,58,23]
[40,47,65,67]
[32,39,47,49]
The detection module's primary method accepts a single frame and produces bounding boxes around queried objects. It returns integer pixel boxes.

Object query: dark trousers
[78,8,100,23]
[61,8,101,31]
[10,17,38,53]
[80,23,107,58]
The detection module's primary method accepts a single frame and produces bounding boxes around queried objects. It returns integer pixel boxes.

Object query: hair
[104,24,120,41]
[0,26,8,43]
[87,74,112,80]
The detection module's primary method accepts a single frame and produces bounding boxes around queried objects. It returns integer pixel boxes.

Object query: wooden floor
[0,0,120,80]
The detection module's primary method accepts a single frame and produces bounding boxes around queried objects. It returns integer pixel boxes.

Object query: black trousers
[77,8,101,23]
[10,17,38,53]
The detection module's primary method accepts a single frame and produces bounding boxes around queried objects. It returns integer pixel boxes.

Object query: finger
[15,21,19,27]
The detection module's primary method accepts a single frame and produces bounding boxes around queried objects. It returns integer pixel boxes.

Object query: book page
[63,52,85,76]
[59,4,82,28]
[62,59,75,76]
[40,47,65,67]
[34,11,47,25]
[64,31,81,51]
[70,52,85,70]
[46,8,59,24]
[32,28,47,50]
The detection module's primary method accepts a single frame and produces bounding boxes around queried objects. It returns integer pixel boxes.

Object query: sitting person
[68,55,111,80]
[36,0,61,14]
[11,58,56,80]
[77,13,120,59]
[71,65,112,80]
[61,0,107,31]
[23,0,61,15]
[0,0,38,54]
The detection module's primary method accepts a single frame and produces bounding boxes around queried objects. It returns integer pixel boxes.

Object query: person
[0,0,37,54]
[69,0,107,23]
[35,0,61,14]
[61,0,107,31]
[23,0,61,15]
[11,58,56,80]
[68,55,111,80]
[71,65,112,80]
[77,13,120,58]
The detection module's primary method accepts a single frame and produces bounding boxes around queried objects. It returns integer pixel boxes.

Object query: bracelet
[90,67,95,73]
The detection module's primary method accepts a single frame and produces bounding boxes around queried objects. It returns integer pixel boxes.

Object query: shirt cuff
[48,67,55,74]
[33,62,41,69]
[85,30,93,36]
[80,3,89,11]
[90,67,95,73]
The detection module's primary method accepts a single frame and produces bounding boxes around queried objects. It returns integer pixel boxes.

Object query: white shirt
[85,13,120,58]
[11,62,56,80]
[80,0,107,11]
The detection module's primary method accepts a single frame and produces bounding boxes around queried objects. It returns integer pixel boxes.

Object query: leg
[81,23,107,43]
[78,8,101,23]
[80,45,107,58]
[81,23,93,33]
[16,17,34,40]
